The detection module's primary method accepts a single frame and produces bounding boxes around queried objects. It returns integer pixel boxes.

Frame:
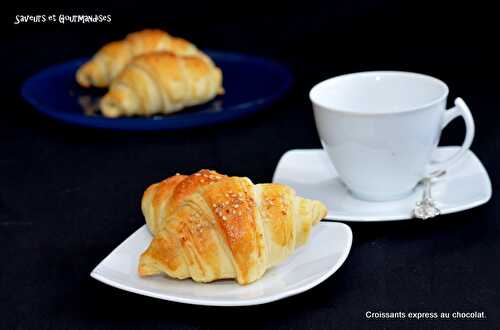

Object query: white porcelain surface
[273,147,491,221]
[310,71,475,201]
[91,222,353,306]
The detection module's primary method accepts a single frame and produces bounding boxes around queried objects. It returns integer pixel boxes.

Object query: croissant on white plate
[138,169,328,285]
[76,29,208,88]
[99,52,223,118]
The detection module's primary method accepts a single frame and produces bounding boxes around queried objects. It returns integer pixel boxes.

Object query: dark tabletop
[2,1,499,329]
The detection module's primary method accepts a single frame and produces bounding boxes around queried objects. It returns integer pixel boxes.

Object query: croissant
[76,29,207,88]
[138,170,328,285]
[99,52,224,118]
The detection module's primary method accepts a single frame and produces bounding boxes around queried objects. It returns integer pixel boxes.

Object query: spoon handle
[423,177,432,201]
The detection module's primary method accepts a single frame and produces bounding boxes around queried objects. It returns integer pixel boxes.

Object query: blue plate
[21,51,292,131]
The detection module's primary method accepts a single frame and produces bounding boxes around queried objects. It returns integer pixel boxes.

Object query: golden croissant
[76,29,207,88]
[138,170,328,285]
[99,52,223,117]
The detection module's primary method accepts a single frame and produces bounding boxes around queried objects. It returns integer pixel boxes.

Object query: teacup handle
[430,97,475,170]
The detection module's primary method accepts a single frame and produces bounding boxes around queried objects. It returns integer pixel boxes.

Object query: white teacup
[310,71,475,201]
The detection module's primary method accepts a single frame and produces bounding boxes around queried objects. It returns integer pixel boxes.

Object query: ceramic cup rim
[309,71,449,116]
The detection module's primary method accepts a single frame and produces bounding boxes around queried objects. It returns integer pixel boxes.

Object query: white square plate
[91,222,352,306]
[273,147,492,221]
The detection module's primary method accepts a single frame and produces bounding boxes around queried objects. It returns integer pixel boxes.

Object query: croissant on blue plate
[76,29,205,88]
[99,52,224,117]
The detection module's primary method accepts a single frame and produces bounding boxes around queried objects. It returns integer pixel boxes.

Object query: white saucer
[273,147,492,221]
[91,222,352,306]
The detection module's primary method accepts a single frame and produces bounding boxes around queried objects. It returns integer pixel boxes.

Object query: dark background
[2,1,499,329]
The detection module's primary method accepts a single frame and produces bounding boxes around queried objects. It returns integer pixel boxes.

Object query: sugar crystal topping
[210,188,254,223]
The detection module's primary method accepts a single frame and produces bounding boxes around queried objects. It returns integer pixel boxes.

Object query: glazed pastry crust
[99,52,223,117]
[139,170,327,284]
[76,29,206,88]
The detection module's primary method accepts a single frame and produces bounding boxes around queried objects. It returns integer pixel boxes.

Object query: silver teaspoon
[413,169,447,220]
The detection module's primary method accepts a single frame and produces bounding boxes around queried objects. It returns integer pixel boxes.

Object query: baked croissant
[138,170,328,285]
[76,29,206,88]
[99,52,223,118]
